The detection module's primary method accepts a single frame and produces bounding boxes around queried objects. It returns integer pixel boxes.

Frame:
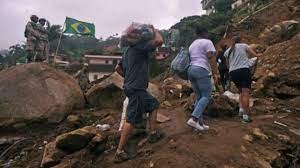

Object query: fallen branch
[0,138,28,159]
[274,121,289,128]
[238,2,275,24]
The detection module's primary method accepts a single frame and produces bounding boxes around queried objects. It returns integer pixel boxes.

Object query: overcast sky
[0,0,204,50]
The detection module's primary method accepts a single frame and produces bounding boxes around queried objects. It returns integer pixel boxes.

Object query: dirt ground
[1,97,300,168]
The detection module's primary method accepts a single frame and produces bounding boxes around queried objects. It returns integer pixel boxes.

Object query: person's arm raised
[150,29,164,47]
[208,51,220,85]
[246,46,261,58]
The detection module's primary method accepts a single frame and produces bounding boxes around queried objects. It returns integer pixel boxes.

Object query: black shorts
[124,89,159,126]
[229,68,251,89]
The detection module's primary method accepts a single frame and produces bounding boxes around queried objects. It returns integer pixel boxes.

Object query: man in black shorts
[114,27,164,163]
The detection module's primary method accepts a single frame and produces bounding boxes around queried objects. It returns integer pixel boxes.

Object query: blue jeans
[188,65,212,119]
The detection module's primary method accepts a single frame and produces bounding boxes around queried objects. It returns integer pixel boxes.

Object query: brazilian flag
[64,17,95,36]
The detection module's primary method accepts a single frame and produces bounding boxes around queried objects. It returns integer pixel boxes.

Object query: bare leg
[117,122,133,152]
[148,109,158,132]
[240,88,250,116]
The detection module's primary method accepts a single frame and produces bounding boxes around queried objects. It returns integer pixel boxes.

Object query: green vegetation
[171,11,232,48]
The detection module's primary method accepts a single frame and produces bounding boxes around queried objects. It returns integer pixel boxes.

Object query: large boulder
[0,63,84,127]
[86,73,162,108]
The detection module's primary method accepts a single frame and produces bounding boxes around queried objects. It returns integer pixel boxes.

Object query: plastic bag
[120,22,154,47]
[170,48,190,80]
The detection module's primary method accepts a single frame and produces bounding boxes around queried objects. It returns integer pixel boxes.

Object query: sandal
[114,150,130,163]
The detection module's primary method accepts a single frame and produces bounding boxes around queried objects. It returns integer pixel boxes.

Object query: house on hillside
[201,0,216,14]
[85,55,122,82]
[231,0,250,9]
[201,0,250,14]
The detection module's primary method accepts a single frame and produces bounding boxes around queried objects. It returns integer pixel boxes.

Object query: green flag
[64,17,95,36]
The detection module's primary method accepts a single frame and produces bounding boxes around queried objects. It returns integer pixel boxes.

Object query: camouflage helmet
[39,18,46,22]
[30,15,38,21]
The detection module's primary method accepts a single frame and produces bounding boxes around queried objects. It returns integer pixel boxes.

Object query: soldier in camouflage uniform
[24,15,39,63]
[36,18,49,62]
[74,64,91,92]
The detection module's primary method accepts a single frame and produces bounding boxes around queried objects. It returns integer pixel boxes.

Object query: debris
[289,128,300,136]
[241,145,247,152]
[138,138,148,147]
[149,160,154,168]
[41,142,66,168]
[274,121,289,128]
[223,91,255,107]
[252,128,269,140]
[96,124,110,131]
[277,114,289,119]
[55,126,97,153]
[0,137,24,146]
[156,113,171,123]
[88,134,108,155]
[276,134,291,142]
[66,115,80,123]
[223,91,239,102]
[243,134,253,142]
[256,115,274,120]
[0,138,28,160]
[205,95,239,118]
[256,157,272,168]
[162,101,172,107]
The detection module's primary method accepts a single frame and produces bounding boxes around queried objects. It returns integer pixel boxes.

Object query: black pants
[219,69,229,91]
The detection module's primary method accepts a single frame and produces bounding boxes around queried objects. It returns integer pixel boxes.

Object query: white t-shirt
[189,39,216,73]
[224,43,250,72]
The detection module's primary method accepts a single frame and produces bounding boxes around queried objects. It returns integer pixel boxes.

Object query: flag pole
[54,20,66,66]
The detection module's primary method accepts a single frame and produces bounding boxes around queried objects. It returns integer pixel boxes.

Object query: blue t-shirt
[122,42,156,92]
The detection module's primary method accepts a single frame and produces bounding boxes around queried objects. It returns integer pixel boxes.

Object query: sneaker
[187,118,204,131]
[114,150,130,163]
[242,114,253,123]
[147,130,164,144]
[238,111,244,118]
[239,108,245,118]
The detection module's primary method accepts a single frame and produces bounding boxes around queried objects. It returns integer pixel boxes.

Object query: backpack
[170,48,190,80]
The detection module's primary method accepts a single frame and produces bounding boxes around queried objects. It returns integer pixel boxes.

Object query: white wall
[89,72,111,82]
[231,0,249,9]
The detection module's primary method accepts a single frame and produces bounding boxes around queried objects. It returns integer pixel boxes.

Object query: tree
[7,44,26,65]
[215,0,233,13]
[48,24,63,42]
